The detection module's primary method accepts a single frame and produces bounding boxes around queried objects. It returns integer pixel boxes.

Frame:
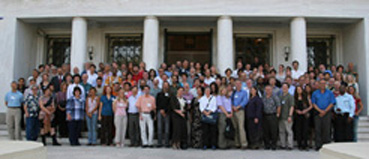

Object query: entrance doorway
[164,30,212,65]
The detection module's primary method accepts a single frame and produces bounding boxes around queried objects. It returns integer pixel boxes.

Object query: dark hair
[73,87,82,96]
[282,82,290,88]
[209,82,219,95]
[97,77,103,81]
[225,68,232,75]
[90,64,96,69]
[250,86,259,98]
[73,74,81,80]
[294,85,308,107]
[269,69,277,74]
[292,60,299,65]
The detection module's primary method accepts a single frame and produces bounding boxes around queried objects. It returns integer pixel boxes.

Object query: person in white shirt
[204,69,215,86]
[199,87,217,149]
[232,62,244,78]
[87,64,98,87]
[291,60,305,81]
[67,74,85,100]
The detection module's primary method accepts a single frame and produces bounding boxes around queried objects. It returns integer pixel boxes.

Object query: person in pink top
[136,85,156,147]
[113,88,128,147]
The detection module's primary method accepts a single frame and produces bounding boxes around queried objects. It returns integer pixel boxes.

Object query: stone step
[358,127,369,134]
[358,116,369,121]
[357,133,369,139]
[358,121,369,128]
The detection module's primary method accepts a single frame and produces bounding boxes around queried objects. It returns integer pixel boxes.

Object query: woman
[66,87,85,146]
[113,88,128,147]
[305,84,315,148]
[55,82,68,137]
[294,86,312,150]
[24,85,40,141]
[39,86,60,146]
[39,73,50,92]
[217,87,233,149]
[170,87,188,149]
[347,74,359,95]
[85,87,100,145]
[348,86,364,142]
[199,87,218,150]
[99,86,116,146]
[276,64,286,82]
[190,87,204,148]
[64,73,73,85]
[246,87,263,149]
[148,69,157,81]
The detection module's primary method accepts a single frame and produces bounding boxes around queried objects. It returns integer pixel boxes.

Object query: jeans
[157,111,170,146]
[353,115,359,142]
[86,114,98,144]
[26,117,40,141]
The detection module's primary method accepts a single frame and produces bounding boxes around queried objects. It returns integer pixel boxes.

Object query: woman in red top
[348,86,363,142]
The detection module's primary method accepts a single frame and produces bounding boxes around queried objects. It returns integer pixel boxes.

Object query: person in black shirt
[156,81,171,147]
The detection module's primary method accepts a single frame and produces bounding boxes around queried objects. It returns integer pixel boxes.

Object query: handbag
[201,96,218,125]
[224,118,235,140]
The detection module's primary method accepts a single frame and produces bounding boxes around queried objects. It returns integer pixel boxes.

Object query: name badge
[281,100,285,105]
[147,103,152,107]
[165,93,169,97]
[235,95,239,98]
[187,100,191,104]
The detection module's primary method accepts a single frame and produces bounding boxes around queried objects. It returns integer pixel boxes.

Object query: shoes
[142,145,148,148]
[203,146,207,150]
[211,145,216,150]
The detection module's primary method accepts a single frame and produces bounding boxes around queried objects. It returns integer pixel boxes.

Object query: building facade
[0,0,369,116]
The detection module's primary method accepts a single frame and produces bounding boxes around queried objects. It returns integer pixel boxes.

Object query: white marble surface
[320,142,369,159]
[0,141,46,159]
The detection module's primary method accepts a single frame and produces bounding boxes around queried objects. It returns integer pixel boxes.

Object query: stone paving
[47,146,319,159]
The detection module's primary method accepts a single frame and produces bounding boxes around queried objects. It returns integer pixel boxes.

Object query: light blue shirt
[231,89,249,108]
[335,93,356,118]
[128,93,141,113]
[5,91,23,107]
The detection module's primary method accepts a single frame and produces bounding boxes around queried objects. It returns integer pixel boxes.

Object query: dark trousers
[247,118,262,148]
[128,113,140,146]
[68,120,82,145]
[26,117,40,141]
[314,111,332,149]
[56,109,68,137]
[172,113,187,146]
[101,116,113,145]
[201,122,217,147]
[294,115,309,148]
[157,112,170,146]
[334,113,353,142]
[263,114,278,149]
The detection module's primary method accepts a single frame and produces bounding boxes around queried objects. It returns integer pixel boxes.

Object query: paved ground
[47,146,319,159]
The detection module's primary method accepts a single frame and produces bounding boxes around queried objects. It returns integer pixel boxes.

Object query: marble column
[290,17,307,71]
[71,17,87,73]
[143,16,159,70]
[217,16,234,74]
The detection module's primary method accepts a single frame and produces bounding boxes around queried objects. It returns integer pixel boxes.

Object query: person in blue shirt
[334,85,355,142]
[66,87,85,146]
[5,81,24,140]
[311,80,336,150]
[98,86,116,146]
[231,80,249,149]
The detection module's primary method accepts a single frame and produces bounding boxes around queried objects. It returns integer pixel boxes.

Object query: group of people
[4,58,364,151]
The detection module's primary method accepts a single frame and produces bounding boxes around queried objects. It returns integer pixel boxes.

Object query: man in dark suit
[51,68,65,92]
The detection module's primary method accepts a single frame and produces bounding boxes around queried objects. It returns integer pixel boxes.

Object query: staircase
[358,116,369,142]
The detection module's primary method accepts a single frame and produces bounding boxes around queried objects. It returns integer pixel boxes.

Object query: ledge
[320,142,368,159]
[0,141,46,159]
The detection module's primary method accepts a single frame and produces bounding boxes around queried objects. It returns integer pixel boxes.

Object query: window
[307,36,336,67]
[165,31,212,65]
[235,34,272,66]
[106,34,143,65]
[46,36,71,67]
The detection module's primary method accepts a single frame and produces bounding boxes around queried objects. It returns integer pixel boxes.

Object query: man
[291,60,304,81]
[311,80,336,150]
[81,74,92,98]
[285,76,296,96]
[150,79,161,98]
[128,87,141,147]
[262,85,281,150]
[87,64,98,87]
[136,86,156,147]
[95,77,104,97]
[5,81,24,140]
[267,77,280,96]
[67,74,85,100]
[50,68,64,92]
[204,69,215,86]
[155,81,171,147]
[278,83,295,150]
[231,80,249,149]
[27,69,41,86]
[334,85,355,142]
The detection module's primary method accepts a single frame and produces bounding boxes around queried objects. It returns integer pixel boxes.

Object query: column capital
[218,15,232,20]
[145,15,158,20]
